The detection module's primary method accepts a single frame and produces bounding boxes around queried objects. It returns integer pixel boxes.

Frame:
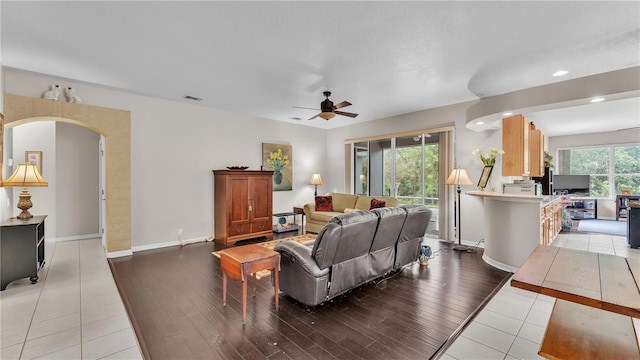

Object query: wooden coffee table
[218,244,280,324]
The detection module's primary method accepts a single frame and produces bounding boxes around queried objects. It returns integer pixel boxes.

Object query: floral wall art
[262,143,293,191]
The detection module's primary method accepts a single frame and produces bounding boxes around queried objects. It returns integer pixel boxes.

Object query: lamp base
[16,188,34,220]
[452,244,468,252]
[17,210,34,220]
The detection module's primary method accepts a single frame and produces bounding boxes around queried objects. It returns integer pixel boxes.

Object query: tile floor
[1,233,638,359]
[442,232,640,360]
[1,239,142,360]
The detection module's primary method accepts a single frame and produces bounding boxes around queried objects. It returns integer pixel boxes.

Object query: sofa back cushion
[311,210,378,268]
[369,207,407,278]
[327,192,358,212]
[354,195,398,210]
[398,205,431,242]
[370,207,406,252]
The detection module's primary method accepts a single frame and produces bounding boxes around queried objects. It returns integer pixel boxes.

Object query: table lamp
[2,163,49,220]
[309,173,323,196]
[445,168,472,251]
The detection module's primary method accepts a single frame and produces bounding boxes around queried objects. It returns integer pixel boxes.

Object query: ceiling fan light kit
[304,91,359,121]
[319,112,336,120]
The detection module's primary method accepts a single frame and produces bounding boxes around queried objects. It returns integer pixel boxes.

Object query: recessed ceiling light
[503,112,513,116]
[477,121,485,125]
[552,70,569,77]
[590,97,605,103]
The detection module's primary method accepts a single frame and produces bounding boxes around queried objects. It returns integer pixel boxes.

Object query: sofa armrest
[303,203,315,217]
[274,241,329,277]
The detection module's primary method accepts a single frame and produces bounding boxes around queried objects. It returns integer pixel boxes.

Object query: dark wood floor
[109,235,511,360]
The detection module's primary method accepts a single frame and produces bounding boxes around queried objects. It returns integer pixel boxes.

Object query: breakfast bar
[467,191,562,272]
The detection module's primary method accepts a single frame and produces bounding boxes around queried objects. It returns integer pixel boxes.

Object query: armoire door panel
[229,177,250,224]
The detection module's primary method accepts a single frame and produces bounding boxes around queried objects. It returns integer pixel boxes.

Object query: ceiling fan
[294,91,358,120]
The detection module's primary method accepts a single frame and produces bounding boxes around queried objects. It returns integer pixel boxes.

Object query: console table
[1,215,47,290]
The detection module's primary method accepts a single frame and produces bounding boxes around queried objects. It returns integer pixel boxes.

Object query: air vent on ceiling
[183,95,203,101]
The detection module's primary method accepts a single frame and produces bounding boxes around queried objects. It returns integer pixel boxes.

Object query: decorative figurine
[65,87,82,103]
[42,84,61,100]
[419,244,432,266]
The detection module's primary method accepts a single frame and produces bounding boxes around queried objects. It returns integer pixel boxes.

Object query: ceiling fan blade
[293,106,320,111]
[308,113,321,120]
[333,101,351,109]
[335,110,358,118]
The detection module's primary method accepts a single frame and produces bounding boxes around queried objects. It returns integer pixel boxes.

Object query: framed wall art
[477,165,493,190]
[262,143,293,191]
[25,150,43,174]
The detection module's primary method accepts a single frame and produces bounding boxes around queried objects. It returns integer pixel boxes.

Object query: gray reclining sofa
[274,204,432,306]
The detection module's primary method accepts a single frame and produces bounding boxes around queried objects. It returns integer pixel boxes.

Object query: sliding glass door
[351,131,446,238]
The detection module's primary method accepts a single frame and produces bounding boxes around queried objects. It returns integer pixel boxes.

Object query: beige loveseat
[303,192,398,233]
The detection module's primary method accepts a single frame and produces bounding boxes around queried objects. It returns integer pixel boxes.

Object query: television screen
[553,175,590,195]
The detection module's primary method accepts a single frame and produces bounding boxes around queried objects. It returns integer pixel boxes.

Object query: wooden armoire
[213,170,274,245]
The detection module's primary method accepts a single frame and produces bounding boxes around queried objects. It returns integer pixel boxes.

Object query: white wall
[12,122,56,233]
[5,67,634,248]
[1,64,9,221]
[4,69,327,249]
[56,122,100,238]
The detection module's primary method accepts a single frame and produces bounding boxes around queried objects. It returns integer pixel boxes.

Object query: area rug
[577,219,627,236]
[212,233,316,278]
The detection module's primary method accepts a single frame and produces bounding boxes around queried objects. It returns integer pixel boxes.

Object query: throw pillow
[315,195,334,211]
[370,198,386,210]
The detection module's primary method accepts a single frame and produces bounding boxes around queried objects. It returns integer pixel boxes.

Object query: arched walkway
[3,93,131,254]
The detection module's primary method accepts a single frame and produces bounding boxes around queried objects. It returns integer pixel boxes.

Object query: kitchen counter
[467,191,562,272]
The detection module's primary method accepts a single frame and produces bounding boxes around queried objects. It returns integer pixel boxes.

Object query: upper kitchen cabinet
[502,114,544,177]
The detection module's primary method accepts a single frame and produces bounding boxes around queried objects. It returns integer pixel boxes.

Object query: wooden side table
[218,244,280,324]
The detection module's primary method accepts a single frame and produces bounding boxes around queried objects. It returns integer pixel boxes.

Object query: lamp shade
[445,168,472,186]
[309,173,323,185]
[3,164,48,187]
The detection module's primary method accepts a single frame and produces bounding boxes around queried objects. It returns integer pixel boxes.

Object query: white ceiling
[2,1,639,135]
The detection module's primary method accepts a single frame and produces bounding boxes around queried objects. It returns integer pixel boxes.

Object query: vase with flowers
[472,148,505,166]
[266,148,290,184]
[472,148,504,191]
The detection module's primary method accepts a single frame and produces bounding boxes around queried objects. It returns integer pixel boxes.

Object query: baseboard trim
[131,236,212,253]
[48,233,101,242]
[107,249,133,258]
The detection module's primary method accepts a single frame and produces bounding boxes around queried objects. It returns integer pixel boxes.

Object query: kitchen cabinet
[213,170,274,245]
[502,114,544,177]
[529,128,544,177]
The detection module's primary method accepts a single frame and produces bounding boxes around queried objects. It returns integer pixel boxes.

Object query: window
[614,145,640,194]
[557,144,640,198]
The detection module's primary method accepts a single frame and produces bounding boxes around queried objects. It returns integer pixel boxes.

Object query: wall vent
[183,95,203,101]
